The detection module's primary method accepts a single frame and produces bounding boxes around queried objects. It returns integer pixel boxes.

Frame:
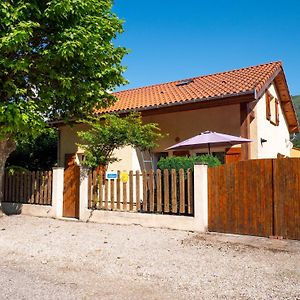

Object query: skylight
[176,79,194,86]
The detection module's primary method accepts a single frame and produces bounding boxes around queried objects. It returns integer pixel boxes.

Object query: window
[266,90,279,126]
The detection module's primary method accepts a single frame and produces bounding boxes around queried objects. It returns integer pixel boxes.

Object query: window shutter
[266,91,271,120]
[275,99,280,126]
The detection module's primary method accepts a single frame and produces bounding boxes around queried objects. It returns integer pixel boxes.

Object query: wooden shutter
[275,99,280,126]
[266,91,271,120]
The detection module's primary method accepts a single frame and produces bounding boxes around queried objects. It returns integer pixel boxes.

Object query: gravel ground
[0,215,299,300]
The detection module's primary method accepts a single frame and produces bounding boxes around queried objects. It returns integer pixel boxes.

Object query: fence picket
[123,181,127,210]
[92,171,97,208]
[136,171,140,211]
[104,178,109,210]
[179,169,185,214]
[110,178,115,210]
[8,172,12,202]
[98,172,103,209]
[42,172,46,205]
[4,172,8,202]
[36,171,43,204]
[156,170,162,213]
[40,172,44,205]
[171,169,177,213]
[6,172,11,202]
[117,171,121,209]
[35,171,40,205]
[149,170,155,212]
[47,171,52,205]
[11,173,15,202]
[20,172,25,203]
[142,171,147,212]
[88,171,92,208]
[129,171,134,211]
[163,169,169,213]
[30,172,35,204]
[23,172,28,203]
[15,173,20,203]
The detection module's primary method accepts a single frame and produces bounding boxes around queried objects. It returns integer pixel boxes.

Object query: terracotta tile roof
[97,61,283,114]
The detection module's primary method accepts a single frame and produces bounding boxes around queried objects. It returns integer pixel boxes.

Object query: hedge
[157,155,221,172]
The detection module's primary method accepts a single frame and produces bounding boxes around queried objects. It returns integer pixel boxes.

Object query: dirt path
[0,215,299,299]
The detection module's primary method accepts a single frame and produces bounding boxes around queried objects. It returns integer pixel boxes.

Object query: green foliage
[157,155,221,172]
[292,95,300,147]
[77,113,162,169]
[0,0,127,143]
[6,165,30,176]
[6,129,58,171]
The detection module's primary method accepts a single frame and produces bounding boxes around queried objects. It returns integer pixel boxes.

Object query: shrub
[157,155,221,172]
[6,165,30,175]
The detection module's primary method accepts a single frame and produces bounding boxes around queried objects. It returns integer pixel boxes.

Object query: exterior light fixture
[260,138,267,145]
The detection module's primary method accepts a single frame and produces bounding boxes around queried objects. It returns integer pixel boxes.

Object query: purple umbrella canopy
[166,131,252,154]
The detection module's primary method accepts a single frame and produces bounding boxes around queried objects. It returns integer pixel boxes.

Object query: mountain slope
[292,95,300,147]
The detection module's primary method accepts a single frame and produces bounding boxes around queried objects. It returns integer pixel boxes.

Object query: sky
[113,0,300,95]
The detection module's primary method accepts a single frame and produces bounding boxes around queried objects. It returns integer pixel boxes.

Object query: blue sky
[113,0,300,95]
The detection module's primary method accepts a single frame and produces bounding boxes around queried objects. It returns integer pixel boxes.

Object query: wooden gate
[208,158,300,240]
[273,158,300,240]
[63,154,80,218]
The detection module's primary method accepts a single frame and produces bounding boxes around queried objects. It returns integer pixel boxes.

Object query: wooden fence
[208,158,300,240]
[273,158,300,240]
[88,169,194,216]
[3,171,53,206]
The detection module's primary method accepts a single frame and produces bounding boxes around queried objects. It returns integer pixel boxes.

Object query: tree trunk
[0,138,16,217]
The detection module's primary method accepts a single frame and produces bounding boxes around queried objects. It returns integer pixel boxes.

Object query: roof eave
[96,90,256,116]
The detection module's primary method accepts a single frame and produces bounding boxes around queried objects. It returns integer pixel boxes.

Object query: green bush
[6,165,30,175]
[157,155,221,172]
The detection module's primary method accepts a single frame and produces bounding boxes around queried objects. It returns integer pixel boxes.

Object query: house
[57,61,299,170]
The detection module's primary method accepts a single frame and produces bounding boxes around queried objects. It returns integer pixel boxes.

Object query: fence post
[79,167,89,221]
[194,163,208,232]
[52,167,64,218]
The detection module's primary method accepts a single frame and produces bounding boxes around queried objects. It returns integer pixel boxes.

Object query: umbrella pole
[208,143,211,155]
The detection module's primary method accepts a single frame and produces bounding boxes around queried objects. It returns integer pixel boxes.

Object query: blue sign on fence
[105,171,118,180]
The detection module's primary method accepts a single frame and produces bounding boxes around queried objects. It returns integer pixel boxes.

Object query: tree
[77,113,162,169]
[0,0,127,212]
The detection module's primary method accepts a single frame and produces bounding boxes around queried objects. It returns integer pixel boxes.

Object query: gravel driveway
[0,215,299,300]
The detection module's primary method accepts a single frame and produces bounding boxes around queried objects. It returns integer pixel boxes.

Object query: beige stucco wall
[58,124,137,170]
[58,105,241,170]
[58,123,88,167]
[291,148,300,157]
[143,104,241,152]
[250,83,291,158]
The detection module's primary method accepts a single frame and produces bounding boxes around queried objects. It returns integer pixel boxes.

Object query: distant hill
[292,95,300,147]
[292,95,300,118]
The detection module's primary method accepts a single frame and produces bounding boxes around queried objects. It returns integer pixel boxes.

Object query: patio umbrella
[166,131,252,154]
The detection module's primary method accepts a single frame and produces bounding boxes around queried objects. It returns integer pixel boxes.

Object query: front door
[63,154,80,218]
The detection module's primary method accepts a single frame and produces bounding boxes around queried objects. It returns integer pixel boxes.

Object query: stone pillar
[52,167,64,218]
[79,167,89,221]
[193,163,208,232]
